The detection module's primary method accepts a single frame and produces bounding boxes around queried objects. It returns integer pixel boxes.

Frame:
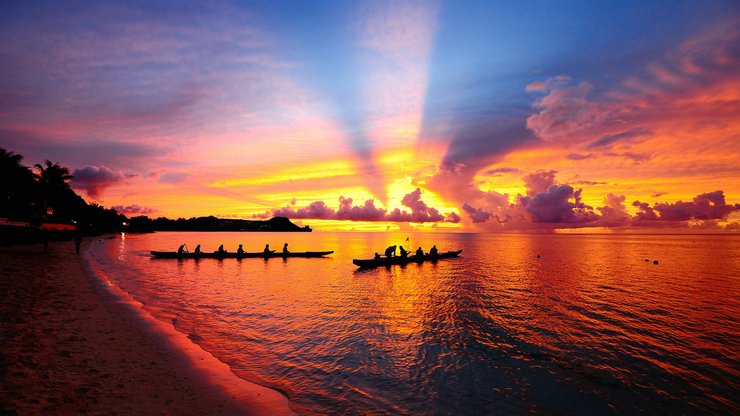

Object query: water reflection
[88,232,740,415]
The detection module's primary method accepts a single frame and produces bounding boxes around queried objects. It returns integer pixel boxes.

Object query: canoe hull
[353,250,462,268]
[150,250,333,259]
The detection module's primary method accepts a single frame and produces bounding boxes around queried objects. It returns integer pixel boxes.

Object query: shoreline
[0,239,295,415]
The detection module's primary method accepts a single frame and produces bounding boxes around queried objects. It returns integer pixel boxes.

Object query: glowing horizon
[1,1,738,232]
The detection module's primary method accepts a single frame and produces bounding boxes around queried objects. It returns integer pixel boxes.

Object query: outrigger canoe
[150,250,333,259]
[353,250,462,268]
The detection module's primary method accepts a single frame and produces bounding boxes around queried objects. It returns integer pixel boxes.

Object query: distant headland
[126,216,310,233]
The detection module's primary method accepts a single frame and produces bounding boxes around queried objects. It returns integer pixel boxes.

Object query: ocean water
[85,232,740,415]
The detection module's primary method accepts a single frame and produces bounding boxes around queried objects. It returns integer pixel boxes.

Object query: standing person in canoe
[384,245,396,258]
[283,243,290,254]
[399,246,408,258]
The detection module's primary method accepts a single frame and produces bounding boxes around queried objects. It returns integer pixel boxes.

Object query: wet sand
[0,240,295,415]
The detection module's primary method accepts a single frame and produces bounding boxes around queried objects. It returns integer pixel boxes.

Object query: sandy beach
[0,239,295,415]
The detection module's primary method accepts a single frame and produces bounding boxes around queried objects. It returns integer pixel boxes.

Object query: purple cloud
[256,188,459,223]
[653,191,739,221]
[587,127,652,149]
[485,166,522,175]
[633,191,739,224]
[113,204,156,216]
[597,193,630,225]
[565,153,592,160]
[462,203,492,223]
[335,197,387,221]
[518,185,599,223]
[70,165,124,199]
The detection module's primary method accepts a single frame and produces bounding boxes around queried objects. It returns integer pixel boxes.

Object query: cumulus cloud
[635,191,740,227]
[445,211,461,223]
[113,204,156,216]
[255,188,459,223]
[459,172,738,231]
[70,165,124,199]
[634,190,739,222]
[462,203,492,223]
[518,185,599,223]
[270,200,337,219]
[597,193,630,225]
[523,170,558,196]
[632,200,659,221]
[335,197,386,221]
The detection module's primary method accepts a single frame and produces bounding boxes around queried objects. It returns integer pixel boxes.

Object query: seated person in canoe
[399,246,408,258]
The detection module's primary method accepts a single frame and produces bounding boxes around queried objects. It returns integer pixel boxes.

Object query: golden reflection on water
[88,232,740,415]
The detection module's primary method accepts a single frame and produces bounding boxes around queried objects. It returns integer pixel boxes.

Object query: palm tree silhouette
[34,160,73,220]
[1,148,36,219]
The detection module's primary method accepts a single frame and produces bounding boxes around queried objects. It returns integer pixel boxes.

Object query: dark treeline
[126,216,311,233]
[1,147,126,235]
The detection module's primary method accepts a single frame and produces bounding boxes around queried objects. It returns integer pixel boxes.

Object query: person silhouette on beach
[75,234,82,254]
[384,245,396,257]
[283,243,289,254]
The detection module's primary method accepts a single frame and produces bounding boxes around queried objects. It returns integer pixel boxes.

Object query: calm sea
[85,232,739,415]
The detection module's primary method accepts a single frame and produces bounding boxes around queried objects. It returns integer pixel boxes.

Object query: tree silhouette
[34,160,77,221]
[0,148,126,237]
[1,147,37,220]
[34,160,73,191]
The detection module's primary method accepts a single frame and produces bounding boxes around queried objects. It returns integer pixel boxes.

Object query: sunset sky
[2,0,738,231]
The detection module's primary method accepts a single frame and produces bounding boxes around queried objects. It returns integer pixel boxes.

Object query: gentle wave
[88,232,740,415]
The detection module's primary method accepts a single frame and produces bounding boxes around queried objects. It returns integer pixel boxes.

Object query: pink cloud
[597,193,631,225]
[527,24,740,150]
[525,78,604,143]
[523,169,558,197]
[335,197,387,221]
